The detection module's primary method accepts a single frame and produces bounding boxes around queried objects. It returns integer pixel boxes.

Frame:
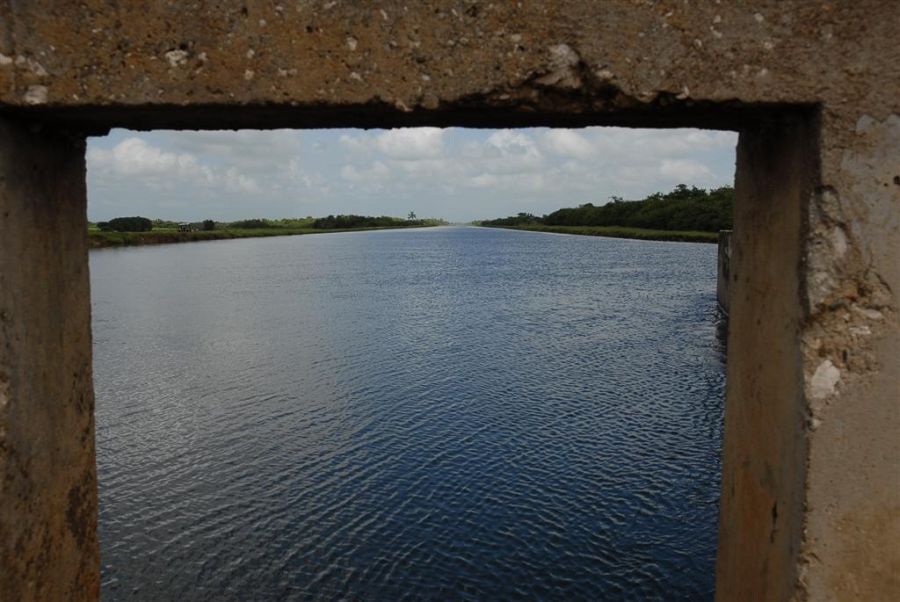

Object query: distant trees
[152,219,180,229]
[481,185,734,232]
[478,212,538,227]
[93,215,445,234]
[313,215,409,229]
[228,218,276,229]
[226,218,316,229]
[408,211,417,220]
[311,214,447,229]
[96,216,153,232]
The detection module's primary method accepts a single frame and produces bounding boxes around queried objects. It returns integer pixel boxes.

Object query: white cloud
[222,167,260,193]
[542,129,594,160]
[338,133,369,153]
[336,128,544,196]
[341,161,391,183]
[165,130,303,170]
[340,127,445,160]
[588,128,735,157]
[659,159,714,181]
[534,127,736,200]
[485,130,533,154]
[376,128,444,160]
[87,126,737,222]
[466,171,545,191]
[88,136,264,198]
[88,138,213,184]
[478,130,543,174]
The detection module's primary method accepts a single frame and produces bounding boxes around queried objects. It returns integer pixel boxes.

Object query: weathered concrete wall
[0,118,99,600]
[0,2,896,600]
[801,105,900,602]
[717,230,732,314]
[0,1,896,131]
[717,117,815,601]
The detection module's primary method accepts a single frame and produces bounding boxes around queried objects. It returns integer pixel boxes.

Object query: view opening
[87,126,737,600]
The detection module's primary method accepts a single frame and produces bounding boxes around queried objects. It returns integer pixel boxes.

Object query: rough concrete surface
[716,230,731,313]
[0,2,897,600]
[0,118,99,600]
[717,116,814,601]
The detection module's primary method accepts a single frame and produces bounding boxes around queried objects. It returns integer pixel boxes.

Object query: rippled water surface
[91,226,725,600]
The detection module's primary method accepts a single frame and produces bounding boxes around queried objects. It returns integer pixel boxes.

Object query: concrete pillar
[799,113,900,600]
[717,111,900,600]
[0,118,99,600]
[716,115,814,600]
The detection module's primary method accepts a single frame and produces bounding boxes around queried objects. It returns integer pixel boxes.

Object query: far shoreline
[477,224,718,244]
[89,224,440,250]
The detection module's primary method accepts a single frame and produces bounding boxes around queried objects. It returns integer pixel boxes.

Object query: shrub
[102,216,153,232]
[483,185,734,232]
[312,215,409,229]
[229,218,275,229]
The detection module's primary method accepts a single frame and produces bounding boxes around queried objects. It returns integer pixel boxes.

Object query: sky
[86,127,738,223]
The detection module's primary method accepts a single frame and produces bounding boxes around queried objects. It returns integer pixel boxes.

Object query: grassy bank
[480,223,719,243]
[88,225,432,249]
[478,184,731,244]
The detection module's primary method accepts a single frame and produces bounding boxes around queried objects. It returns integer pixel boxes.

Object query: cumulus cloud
[541,127,734,161]
[533,127,736,200]
[485,130,541,164]
[87,126,737,222]
[464,130,543,178]
[375,128,444,160]
[659,159,714,181]
[222,167,261,193]
[338,129,545,194]
[88,136,268,197]
[466,171,545,191]
[340,127,445,160]
[88,138,213,184]
[542,129,594,160]
[341,161,391,184]
[166,130,303,170]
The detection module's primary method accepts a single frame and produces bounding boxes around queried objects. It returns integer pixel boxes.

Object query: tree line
[93,214,445,232]
[311,215,443,229]
[481,184,734,232]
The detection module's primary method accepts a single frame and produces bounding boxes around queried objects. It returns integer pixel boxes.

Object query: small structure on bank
[717,230,733,315]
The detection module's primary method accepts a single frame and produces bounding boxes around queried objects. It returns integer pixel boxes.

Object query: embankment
[89,225,432,249]
[479,224,718,243]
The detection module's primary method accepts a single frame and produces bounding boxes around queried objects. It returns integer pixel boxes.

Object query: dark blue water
[91,226,725,601]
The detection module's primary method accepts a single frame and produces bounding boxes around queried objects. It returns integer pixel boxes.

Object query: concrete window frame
[0,105,814,601]
[0,4,897,601]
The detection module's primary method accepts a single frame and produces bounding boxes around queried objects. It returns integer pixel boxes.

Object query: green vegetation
[89,227,315,248]
[479,184,733,243]
[88,214,446,249]
[312,215,444,229]
[96,216,153,232]
[227,218,272,229]
[488,223,718,243]
[151,219,181,229]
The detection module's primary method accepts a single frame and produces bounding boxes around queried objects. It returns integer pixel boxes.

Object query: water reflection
[92,227,725,600]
